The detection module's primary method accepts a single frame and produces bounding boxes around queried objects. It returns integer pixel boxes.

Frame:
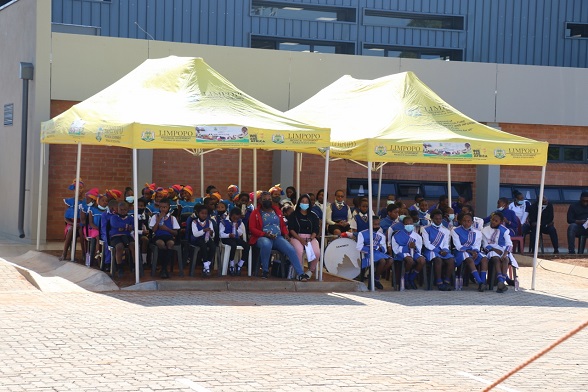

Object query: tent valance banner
[287,72,548,166]
[40,56,329,152]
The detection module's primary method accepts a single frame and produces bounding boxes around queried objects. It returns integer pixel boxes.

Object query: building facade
[51,0,588,67]
[1,0,588,251]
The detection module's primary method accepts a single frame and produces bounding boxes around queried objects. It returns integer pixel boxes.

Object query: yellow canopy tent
[287,71,548,290]
[39,56,331,284]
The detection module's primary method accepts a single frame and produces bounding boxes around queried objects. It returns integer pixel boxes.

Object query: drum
[324,238,361,280]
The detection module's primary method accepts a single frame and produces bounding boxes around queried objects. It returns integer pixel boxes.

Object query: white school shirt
[391,231,423,256]
[219,220,245,239]
[191,218,216,241]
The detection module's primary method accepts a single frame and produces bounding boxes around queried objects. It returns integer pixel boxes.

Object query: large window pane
[547,146,560,161]
[252,2,356,22]
[563,147,584,162]
[499,186,512,199]
[562,189,584,202]
[543,188,561,202]
[423,185,446,199]
[364,10,464,30]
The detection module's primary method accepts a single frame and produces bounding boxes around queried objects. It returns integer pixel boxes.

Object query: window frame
[363,9,465,31]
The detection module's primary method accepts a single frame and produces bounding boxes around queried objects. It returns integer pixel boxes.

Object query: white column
[200,153,205,198]
[133,149,140,285]
[367,162,375,292]
[250,148,257,277]
[36,144,45,250]
[377,164,383,215]
[447,164,452,207]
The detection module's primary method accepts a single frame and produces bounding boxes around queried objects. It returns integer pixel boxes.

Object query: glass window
[423,185,446,199]
[513,187,537,202]
[279,42,310,52]
[563,147,584,162]
[397,184,422,199]
[566,23,588,38]
[252,1,356,22]
[547,146,560,161]
[562,189,584,202]
[364,10,464,30]
[543,188,561,203]
[499,186,512,199]
[363,45,463,61]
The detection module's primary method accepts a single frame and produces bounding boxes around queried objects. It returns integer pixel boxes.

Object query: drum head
[324,238,361,280]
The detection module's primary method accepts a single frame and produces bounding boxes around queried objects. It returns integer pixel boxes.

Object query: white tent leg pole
[36,144,45,251]
[200,154,205,198]
[319,148,330,281]
[238,149,242,191]
[377,164,383,215]
[71,142,82,261]
[367,162,375,292]
[447,164,452,207]
[296,152,301,199]
[133,149,140,285]
[251,148,257,277]
[531,165,546,290]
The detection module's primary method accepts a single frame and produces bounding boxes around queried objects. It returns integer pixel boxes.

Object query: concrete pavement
[0,261,587,391]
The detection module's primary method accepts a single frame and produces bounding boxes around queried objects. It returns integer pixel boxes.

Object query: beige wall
[0,0,50,242]
[50,33,588,127]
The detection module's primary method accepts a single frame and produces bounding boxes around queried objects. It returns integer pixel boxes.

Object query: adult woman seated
[249,191,307,281]
[288,194,320,279]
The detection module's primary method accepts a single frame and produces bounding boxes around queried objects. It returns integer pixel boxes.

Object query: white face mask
[97,205,107,211]
[87,201,94,207]
[386,200,394,205]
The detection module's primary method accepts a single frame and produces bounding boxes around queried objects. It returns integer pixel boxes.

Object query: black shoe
[407,280,417,290]
[553,249,559,254]
[496,281,508,293]
[229,266,235,276]
[235,266,242,276]
[262,271,269,279]
[297,274,308,282]
[160,270,169,279]
[438,283,447,291]
[202,269,211,277]
[505,277,515,286]
[478,283,486,292]
[375,280,384,290]
[569,250,576,255]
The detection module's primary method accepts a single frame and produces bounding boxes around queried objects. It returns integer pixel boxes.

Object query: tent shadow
[356,287,588,308]
[102,290,369,308]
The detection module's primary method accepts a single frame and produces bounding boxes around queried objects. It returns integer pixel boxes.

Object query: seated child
[356,216,392,290]
[216,200,228,221]
[417,200,430,227]
[391,216,426,290]
[350,198,373,236]
[234,192,253,228]
[109,201,136,277]
[481,211,518,293]
[85,193,108,266]
[191,205,217,277]
[99,199,118,267]
[380,203,400,234]
[148,198,180,279]
[326,189,352,236]
[441,206,458,229]
[219,208,250,276]
[461,205,484,230]
[422,209,456,291]
[451,212,489,292]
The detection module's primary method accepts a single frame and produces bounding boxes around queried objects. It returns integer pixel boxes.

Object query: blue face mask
[404,224,414,233]
[516,200,525,206]
[125,196,134,203]
[299,203,310,211]
[448,214,455,221]
[398,215,406,222]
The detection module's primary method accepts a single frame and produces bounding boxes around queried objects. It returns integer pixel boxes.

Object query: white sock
[238,259,245,267]
[141,253,147,264]
[203,261,211,270]
[230,260,236,267]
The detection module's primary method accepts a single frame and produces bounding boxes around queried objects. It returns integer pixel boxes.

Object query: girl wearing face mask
[441,207,457,229]
[391,216,426,290]
[288,194,321,279]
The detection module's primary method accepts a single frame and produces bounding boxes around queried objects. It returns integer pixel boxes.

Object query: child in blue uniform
[481,211,517,293]
[355,216,391,290]
[350,198,373,236]
[451,212,489,291]
[392,216,426,290]
[191,205,217,277]
[109,201,136,277]
[220,208,250,276]
[149,198,180,279]
[326,189,352,235]
[422,210,455,291]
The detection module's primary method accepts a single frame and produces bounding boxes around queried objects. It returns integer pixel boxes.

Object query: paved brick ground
[0,265,587,392]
